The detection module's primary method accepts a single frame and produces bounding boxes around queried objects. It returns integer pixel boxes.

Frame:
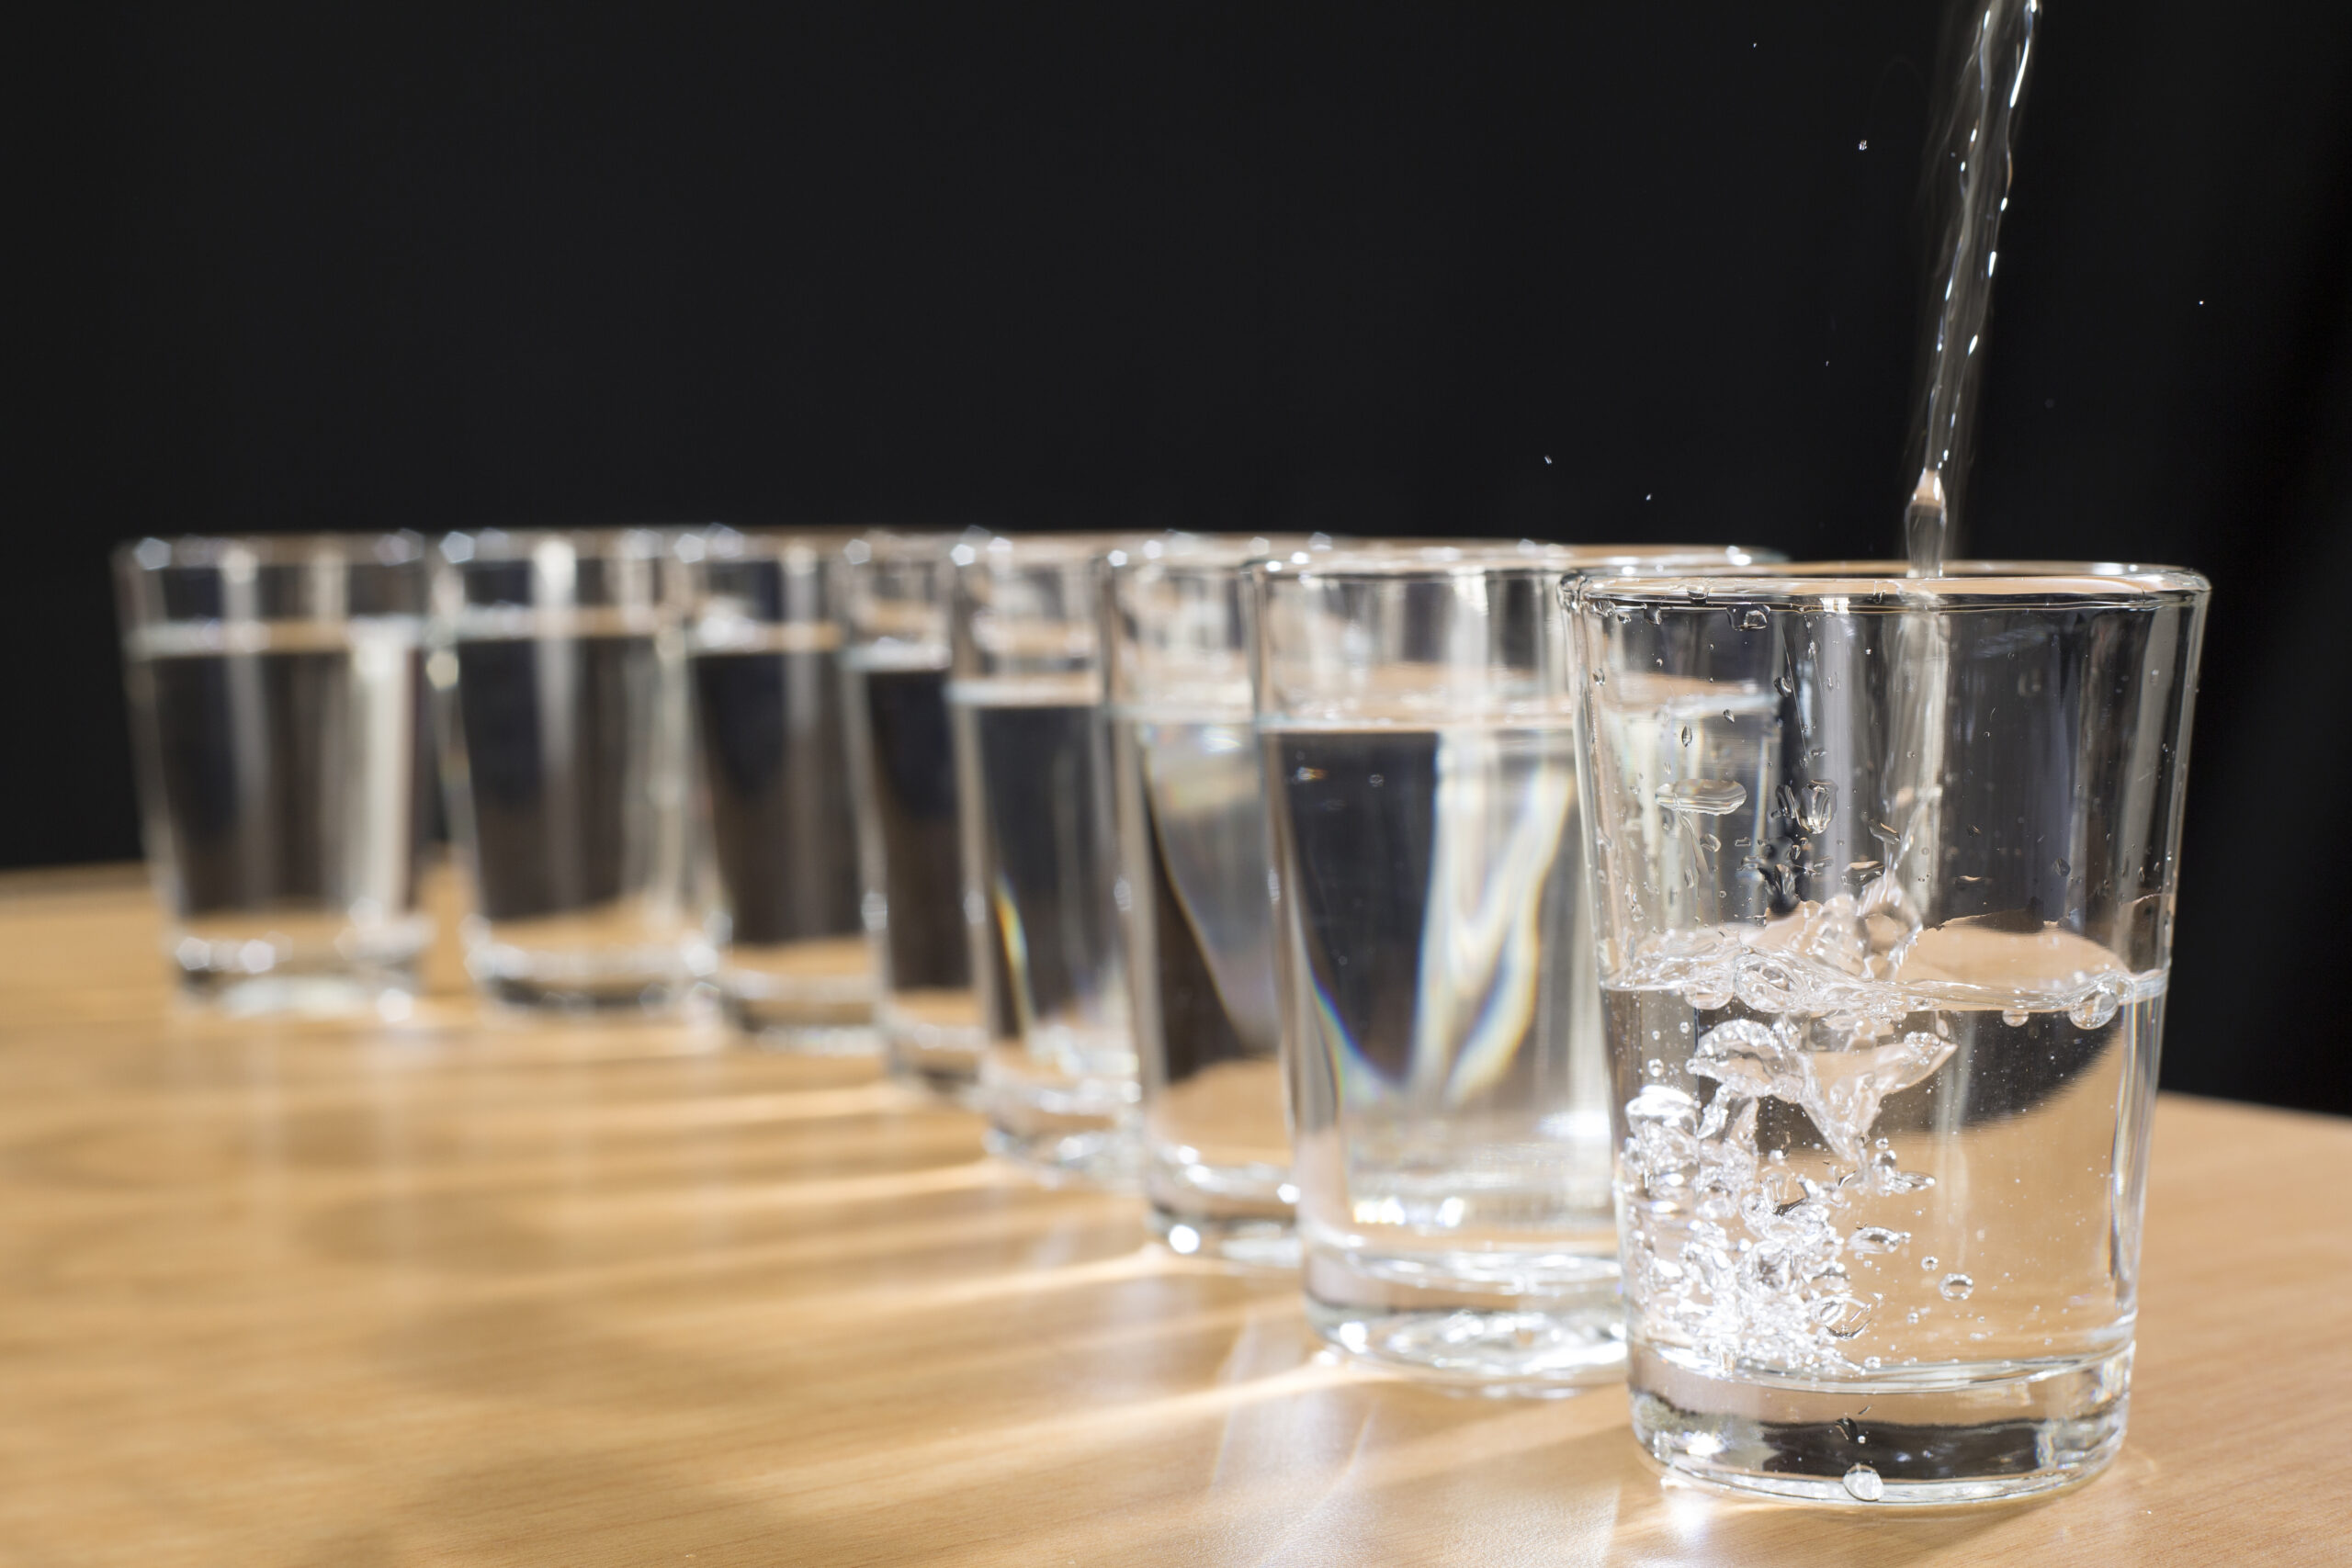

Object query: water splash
[1905,0,2041,574]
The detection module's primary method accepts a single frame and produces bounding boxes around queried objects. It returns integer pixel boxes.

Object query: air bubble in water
[1686,584,1710,603]
[1646,1057,1665,1078]
[1657,779,1748,815]
[1679,725,1693,747]
[1742,607,1769,629]
[1848,1225,1908,1256]
[1940,1272,1975,1301]
[1774,672,1795,695]
[1921,1256,1939,1270]
[1815,1296,1874,1338]
[2001,1008,2030,1027]
[1795,780,1836,834]
[1842,1464,1884,1502]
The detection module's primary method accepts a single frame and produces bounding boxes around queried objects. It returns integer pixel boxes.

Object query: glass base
[1307,1300,1626,1394]
[180,965,420,1019]
[880,1011,985,1104]
[467,932,705,1015]
[980,1043,1139,1189]
[1146,1147,1296,1268]
[1303,1238,1625,1393]
[482,973,693,1013]
[737,1020,881,1055]
[1627,1341,2132,1505]
[169,917,428,1018]
[722,993,877,1055]
[1150,1205,1299,1269]
[716,952,874,1051]
[982,1122,1141,1189]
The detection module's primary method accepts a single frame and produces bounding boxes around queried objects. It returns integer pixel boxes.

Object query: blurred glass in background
[115,533,435,1014]
[951,534,1145,1185]
[841,530,987,1097]
[684,527,874,1049]
[431,528,705,1011]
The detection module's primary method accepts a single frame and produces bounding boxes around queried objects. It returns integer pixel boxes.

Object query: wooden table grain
[1,866,2346,1566]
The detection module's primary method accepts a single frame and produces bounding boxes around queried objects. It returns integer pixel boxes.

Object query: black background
[12,4,2349,1111]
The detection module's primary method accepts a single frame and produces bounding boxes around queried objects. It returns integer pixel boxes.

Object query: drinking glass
[684,528,873,1048]
[1252,541,1773,1391]
[950,533,1146,1184]
[114,534,435,1013]
[1103,535,1323,1262]
[840,531,986,1097]
[1573,560,2208,1503]
[432,528,705,1010]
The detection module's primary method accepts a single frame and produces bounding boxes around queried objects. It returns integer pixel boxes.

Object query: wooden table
[1,866,2346,1566]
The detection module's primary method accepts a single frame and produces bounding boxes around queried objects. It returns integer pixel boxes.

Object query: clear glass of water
[840,530,987,1099]
[1573,559,2209,1503]
[115,534,436,1014]
[1103,535,1324,1263]
[950,533,1146,1184]
[684,528,874,1049]
[1251,541,1774,1392]
[432,528,707,1011]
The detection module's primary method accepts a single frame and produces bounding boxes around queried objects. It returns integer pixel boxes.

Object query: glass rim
[692,524,880,568]
[113,532,430,570]
[1576,558,2209,607]
[1254,540,1780,581]
[1104,532,1339,577]
[436,526,687,564]
[954,530,1158,569]
[841,526,994,566]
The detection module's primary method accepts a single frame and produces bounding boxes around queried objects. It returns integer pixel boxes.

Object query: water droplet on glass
[1591,669,1607,684]
[1741,607,1769,629]
[2068,974,2129,1030]
[2053,857,2071,876]
[1940,1272,1975,1301]
[1842,1464,1884,1501]
[1656,779,1747,815]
